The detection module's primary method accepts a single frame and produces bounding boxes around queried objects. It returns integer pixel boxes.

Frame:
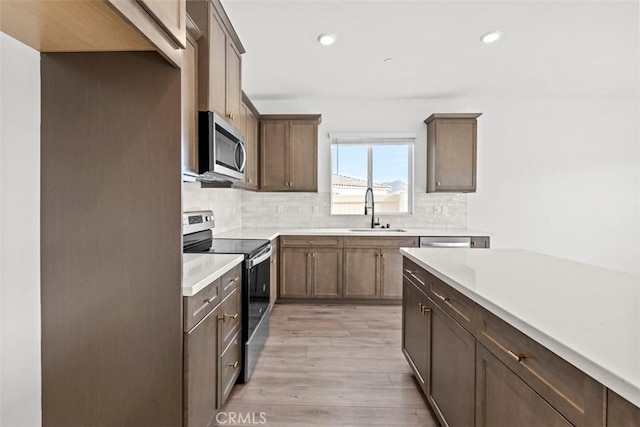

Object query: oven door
[243,246,271,382]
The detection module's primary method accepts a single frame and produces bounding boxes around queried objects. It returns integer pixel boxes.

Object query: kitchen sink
[348,228,407,232]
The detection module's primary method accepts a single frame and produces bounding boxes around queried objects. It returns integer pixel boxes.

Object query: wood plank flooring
[216,304,437,427]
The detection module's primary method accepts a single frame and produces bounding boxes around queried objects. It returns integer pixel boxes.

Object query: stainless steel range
[183,210,271,383]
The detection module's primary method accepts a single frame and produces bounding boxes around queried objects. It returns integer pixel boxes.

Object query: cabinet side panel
[41,52,182,426]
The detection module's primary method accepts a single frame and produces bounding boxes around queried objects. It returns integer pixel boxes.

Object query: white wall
[255,97,639,276]
[0,33,42,426]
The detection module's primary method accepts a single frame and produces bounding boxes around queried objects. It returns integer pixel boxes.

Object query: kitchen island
[400,248,639,426]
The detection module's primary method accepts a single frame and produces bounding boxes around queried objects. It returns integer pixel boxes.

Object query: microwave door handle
[238,142,247,172]
[233,143,240,170]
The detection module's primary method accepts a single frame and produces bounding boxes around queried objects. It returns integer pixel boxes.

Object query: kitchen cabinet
[425,113,481,193]
[270,238,279,307]
[476,343,572,427]
[183,264,242,427]
[187,0,245,127]
[343,248,380,298]
[343,236,419,300]
[0,0,185,67]
[607,390,640,426]
[280,247,343,299]
[260,115,321,192]
[428,300,475,427]
[401,278,430,395]
[242,93,260,189]
[402,257,614,427]
[181,16,202,180]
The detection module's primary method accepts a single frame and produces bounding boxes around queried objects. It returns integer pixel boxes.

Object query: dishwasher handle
[419,237,471,248]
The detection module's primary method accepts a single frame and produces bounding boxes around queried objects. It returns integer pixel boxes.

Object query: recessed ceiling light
[384,57,394,63]
[481,31,503,44]
[317,33,336,46]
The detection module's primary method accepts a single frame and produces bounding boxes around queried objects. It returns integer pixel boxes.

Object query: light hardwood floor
[216,304,438,427]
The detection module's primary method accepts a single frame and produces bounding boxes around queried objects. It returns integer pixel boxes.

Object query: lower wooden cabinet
[476,343,572,427]
[183,273,242,427]
[428,301,475,427]
[343,248,380,298]
[280,247,342,298]
[380,248,405,299]
[401,278,430,394]
[184,309,218,427]
[608,390,640,427]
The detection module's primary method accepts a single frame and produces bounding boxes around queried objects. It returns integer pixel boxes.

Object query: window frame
[330,135,415,216]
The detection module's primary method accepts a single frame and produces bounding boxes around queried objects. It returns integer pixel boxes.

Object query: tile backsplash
[183,183,467,230]
[182,183,243,233]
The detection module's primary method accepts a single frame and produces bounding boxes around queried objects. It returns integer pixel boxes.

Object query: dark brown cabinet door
[380,248,404,299]
[608,390,640,427]
[311,248,343,298]
[225,41,241,125]
[402,279,430,394]
[260,121,288,190]
[280,248,312,298]
[289,121,317,191]
[207,8,227,114]
[428,301,476,427]
[184,311,218,427]
[343,248,379,298]
[425,113,481,193]
[476,343,572,427]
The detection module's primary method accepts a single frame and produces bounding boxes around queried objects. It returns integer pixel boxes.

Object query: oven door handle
[248,246,273,269]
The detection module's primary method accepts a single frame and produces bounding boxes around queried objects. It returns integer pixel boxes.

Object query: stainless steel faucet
[364,187,379,228]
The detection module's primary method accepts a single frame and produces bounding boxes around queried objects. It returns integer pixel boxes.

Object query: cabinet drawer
[219,330,242,407]
[218,286,241,350]
[280,236,343,248]
[476,306,605,426]
[219,264,242,301]
[426,274,475,330]
[402,258,429,292]
[184,278,221,332]
[344,236,418,248]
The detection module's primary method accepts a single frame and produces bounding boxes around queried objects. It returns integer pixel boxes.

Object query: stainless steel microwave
[198,111,246,181]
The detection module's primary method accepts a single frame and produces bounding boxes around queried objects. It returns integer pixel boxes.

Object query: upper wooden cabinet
[181,16,202,180]
[0,0,186,67]
[241,93,260,190]
[425,113,481,193]
[260,115,321,192]
[187,0,245,128]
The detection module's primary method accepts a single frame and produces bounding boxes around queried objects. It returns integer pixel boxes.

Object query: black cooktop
[183,229,269,258]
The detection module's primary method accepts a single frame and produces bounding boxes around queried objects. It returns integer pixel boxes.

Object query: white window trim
[330,132,415,216]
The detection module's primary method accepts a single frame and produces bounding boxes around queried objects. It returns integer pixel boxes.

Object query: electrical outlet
[312,205,319,214]
[277,206,284,214]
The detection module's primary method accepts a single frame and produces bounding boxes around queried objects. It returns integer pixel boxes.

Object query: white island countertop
[400,248,640,407]
[216,227,491,241]
[182,253,244,297]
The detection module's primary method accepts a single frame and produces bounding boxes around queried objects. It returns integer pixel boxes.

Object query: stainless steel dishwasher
[419,236,472,248]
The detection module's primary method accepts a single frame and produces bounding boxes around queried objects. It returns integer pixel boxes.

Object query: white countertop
[215,227,491,241]
[400,248,640,407]
[182,253,244,297]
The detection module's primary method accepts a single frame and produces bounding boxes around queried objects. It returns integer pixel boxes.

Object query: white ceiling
[222,0,639,100]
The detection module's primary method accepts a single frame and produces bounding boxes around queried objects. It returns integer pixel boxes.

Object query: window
[330,133,414,215]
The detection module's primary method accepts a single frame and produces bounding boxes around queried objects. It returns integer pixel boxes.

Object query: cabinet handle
[436,181,441,186]
[205,296,217,304]
[228,277,239,286]
[219,313,238,322]
[507,350,526,362]
[228,361,239,368]
[422,306,431,315]
[418,302,423,310]
[404,268,413,274]
[432,290,449,302]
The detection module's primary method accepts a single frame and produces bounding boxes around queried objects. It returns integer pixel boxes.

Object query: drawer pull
[418,302,423,310]
[228,361,239,369]
[404,268,413,274]
[432,290,450,302]
[507,350,526,362]
[422,306,431,315]
[218,313,238,323]
[228,277,239,285]
[205,296,217,304]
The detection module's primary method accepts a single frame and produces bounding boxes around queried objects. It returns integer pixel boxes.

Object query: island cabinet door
[475,343,572,427]
[380,248,404,299]
[402,279,430,394]
[428,301,476,427]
